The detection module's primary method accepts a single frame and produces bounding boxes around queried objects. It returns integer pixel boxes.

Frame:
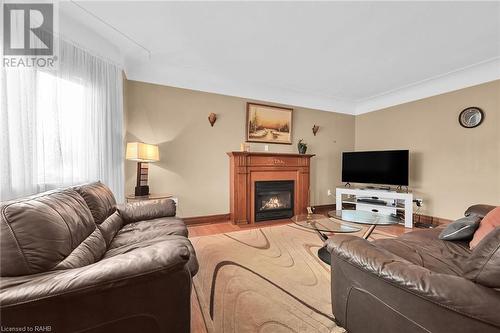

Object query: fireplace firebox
[255,180,294,222]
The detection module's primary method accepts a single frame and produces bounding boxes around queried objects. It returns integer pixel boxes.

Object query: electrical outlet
[327,189,332,196]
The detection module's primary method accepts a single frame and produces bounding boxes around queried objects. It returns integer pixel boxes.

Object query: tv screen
[342,150,409,186]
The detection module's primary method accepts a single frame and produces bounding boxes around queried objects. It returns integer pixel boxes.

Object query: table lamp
[126,142,160,196]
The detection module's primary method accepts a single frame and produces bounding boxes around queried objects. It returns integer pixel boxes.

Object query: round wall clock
[459,107,484,128]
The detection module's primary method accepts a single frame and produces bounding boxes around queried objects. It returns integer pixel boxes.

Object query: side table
[126,193,175,203]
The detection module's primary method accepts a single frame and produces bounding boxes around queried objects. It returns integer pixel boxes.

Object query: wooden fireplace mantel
[227,151,315,224]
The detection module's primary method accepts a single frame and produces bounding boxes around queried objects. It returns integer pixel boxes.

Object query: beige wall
[355,80,500,220]
[125,80,355,217]
[125,79,500,220]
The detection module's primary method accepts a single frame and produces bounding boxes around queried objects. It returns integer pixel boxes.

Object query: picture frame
[246,103,293,145]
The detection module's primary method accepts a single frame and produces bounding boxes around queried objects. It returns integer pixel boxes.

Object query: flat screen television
[342,150,409,186]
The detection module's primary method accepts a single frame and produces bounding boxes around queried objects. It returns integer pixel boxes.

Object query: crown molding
[355,58,500,115]
[126,57,500,117]
[124,61,356,115]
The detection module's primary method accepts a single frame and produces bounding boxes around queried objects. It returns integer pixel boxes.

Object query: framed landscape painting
[246,103,293,144]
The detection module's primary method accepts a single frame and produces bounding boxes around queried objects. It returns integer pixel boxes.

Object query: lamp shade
[126,142,160,162]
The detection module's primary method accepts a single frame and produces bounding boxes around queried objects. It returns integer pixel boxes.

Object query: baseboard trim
[183,213,231,225]
[182,207,450,228]
[184,205,337,226]
[312,203,336,209]
[311,204,336,214]
[413,213,451,226]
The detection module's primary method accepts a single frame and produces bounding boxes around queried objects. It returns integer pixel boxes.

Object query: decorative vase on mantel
[297,139,308,154]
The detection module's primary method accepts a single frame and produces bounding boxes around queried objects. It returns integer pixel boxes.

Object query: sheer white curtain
[0,40,124,202]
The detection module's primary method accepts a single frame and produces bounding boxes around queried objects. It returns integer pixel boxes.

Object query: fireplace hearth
[255,180,294,222]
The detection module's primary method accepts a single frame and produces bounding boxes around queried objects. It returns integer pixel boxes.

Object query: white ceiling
[60,1,500,115]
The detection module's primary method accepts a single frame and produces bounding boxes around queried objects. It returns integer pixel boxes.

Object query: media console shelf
[336,187,413,228]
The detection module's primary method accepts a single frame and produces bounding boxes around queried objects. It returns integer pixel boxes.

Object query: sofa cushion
[470,206,500,249]
[0,189,96,276]
[463,227,500,288]
[54,227,107,270]
[117,199,176,224]
[438,215,481,241]
[98,211,124,246]
[104,235,199,275]
[373,228,471,275]
[73,181,116,224]
[108,217,188,250]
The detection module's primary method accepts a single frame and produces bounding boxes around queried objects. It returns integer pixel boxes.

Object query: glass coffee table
[328,210,400,239]
[293,210,400,264]
[292,213,361,264]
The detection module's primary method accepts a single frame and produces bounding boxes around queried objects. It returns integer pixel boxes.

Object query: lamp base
[135,185,150,196]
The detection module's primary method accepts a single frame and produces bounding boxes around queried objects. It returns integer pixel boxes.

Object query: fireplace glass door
[255,180,294,222]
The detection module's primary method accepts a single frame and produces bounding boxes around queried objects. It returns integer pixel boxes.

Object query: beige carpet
[191,223,394,333]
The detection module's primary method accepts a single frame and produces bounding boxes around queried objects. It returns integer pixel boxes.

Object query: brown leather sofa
[0,182,198,333]
[326,204,500,333]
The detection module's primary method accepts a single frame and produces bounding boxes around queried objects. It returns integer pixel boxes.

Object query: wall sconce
[312,124,320,136]
[208,113,217,127]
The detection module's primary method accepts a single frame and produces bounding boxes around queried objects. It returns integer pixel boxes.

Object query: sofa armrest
[1,241,192,333]
[326,235,500,329]
[117,198,176,223]
[465,204,497,218]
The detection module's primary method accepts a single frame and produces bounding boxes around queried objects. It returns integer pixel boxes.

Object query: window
[35,71,87,187]
[0,39,124,201]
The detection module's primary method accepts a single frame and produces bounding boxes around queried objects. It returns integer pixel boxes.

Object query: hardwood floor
[187,215,412,332]
[190,291,207,333]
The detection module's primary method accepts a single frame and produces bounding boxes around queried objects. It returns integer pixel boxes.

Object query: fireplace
[228,152,314,224]
[255,180,294,222]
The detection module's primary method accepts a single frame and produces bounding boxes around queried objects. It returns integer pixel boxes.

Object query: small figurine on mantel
[240,143,251,152]
[297,139,308,154]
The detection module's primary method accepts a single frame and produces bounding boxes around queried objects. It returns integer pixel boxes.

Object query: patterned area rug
[191,223,394,333]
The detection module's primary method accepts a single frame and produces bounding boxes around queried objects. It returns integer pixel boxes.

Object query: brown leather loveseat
[0,182,198,333]
[326,204,500,333]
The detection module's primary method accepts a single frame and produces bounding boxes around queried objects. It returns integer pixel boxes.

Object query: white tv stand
[336,187,413,228]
